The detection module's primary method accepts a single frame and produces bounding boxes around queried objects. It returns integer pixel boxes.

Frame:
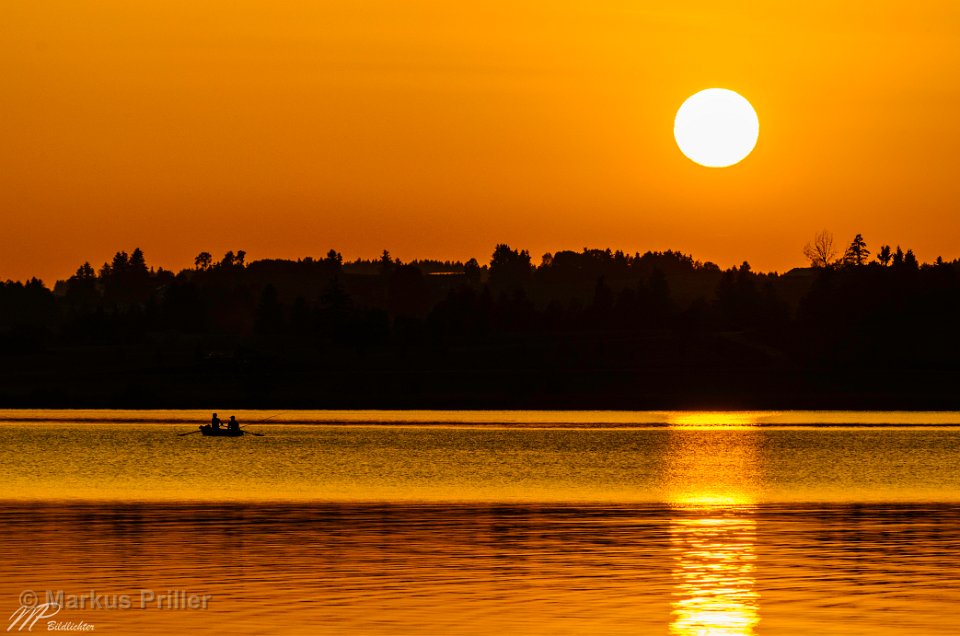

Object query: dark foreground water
[1,410,959,634]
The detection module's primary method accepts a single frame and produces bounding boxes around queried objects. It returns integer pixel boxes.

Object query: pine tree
[843,234,870,266]
[877,245,892,266]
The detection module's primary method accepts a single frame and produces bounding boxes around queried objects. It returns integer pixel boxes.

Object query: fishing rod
[249,412,286,425]
[238,411,287,436]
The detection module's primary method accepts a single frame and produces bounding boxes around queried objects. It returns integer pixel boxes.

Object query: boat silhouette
[198,425,244,437]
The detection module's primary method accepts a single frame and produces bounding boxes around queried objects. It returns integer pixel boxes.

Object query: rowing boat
[198,425,244,437]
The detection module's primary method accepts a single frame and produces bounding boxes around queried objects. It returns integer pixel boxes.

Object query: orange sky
[2,1,959,283]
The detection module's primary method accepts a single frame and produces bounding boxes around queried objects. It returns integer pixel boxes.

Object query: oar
[179,426,262,437]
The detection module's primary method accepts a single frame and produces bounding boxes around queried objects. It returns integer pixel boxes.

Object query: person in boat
[227,416,239,433]
[211,413,222,431]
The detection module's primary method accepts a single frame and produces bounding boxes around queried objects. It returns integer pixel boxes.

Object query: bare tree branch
[803,230,838,268]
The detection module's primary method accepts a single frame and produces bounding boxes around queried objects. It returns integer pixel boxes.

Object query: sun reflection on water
[667,412,764,428]
[667,415,760,635]
[669,509,758,636]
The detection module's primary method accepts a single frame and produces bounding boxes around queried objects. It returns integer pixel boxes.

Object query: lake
[1,410,959,634]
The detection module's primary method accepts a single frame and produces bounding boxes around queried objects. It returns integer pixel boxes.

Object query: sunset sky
[3,1,959,283]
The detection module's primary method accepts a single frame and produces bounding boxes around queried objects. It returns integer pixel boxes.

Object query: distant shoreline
[2,365,958,411]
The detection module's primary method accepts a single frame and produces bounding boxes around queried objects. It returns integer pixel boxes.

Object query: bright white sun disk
[674,89,759,168]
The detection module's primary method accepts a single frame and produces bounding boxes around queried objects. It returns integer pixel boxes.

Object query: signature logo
[6,602,61,632]
[9,588,204,631]
[8,592,94,633]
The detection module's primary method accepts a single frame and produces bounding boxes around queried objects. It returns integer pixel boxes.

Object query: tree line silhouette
[1,232,959,407]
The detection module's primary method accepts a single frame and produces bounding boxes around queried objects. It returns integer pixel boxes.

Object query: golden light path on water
[668,412,760,635]
[670,512,758,636]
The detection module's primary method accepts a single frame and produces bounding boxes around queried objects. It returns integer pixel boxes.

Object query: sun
[674,89,759,168]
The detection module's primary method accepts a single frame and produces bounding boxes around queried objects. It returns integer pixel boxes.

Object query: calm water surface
[1,410,959,634]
